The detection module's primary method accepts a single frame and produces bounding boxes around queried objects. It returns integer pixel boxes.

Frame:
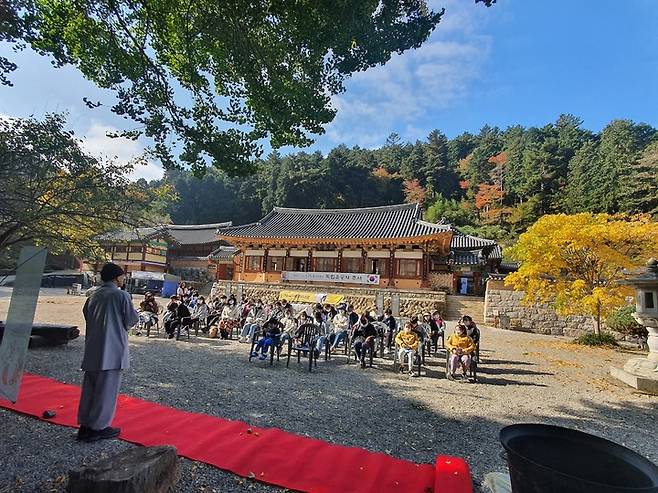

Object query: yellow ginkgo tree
[505,213,658,335]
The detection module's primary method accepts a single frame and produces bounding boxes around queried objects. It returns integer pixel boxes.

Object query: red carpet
[1,374,472,493]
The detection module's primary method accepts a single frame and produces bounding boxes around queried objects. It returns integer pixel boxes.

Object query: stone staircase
[445,295,486,324]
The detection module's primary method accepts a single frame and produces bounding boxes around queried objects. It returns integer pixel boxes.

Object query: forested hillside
[153,115,658,244]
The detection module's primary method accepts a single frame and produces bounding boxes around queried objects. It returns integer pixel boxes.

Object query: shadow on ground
[5,332,656,493]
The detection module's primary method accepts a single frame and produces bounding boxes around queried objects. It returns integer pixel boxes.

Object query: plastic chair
[286,323,322,372]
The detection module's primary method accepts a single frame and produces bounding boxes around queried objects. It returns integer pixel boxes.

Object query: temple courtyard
[0,289,656,492]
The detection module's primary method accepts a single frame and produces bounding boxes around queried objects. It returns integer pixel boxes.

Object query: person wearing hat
[77,263,139,442]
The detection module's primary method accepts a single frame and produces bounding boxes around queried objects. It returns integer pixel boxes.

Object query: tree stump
[67,445,178,493]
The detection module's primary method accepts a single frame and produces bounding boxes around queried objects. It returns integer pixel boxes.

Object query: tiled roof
[208,246,239,260]
[452,250,483,265]
[101,227,168,242]
[167,223,231,245]
[451,247,502,266]
[219,203,451,240]
[490,245,503,260]
[451,230,498,249]
[102,223,231,245]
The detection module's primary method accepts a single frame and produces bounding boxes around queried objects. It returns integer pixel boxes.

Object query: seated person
[217,298,240,339]
[280,308,298,346]
[330,306,350,351]
[395,323,420,376]
[137,292,160,335]
[323,303,337,321]
[240,300,266,342]
[413,314,431,354]
[291,312,313,347]
[251,317,283,360]
[429,311,445,351]
[191,296,210,331]
[165,295,178,312]
[270,301,285,320]
[461,315,481,346]
[347,305,359,328]
[382,308,397,354]
[163,297,178,336]
[164,298,192,339]
[206,298,224,327]
[140,292,160,317]
[313,311,330,357]
[446,324,476,380]
[351,315,378,369]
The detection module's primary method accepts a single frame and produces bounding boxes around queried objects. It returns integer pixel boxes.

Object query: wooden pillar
[362,247,368,274]
[388,248,395,285]
[473,271,482,296]
[421,250,430,288]
[262,247,269,282]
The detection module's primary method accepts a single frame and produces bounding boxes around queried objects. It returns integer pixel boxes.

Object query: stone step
[445,295,485,323]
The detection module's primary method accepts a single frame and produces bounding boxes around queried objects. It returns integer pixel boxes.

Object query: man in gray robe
[77,263,139,442]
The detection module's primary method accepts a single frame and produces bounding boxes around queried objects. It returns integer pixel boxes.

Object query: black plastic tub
[500,424,658,493]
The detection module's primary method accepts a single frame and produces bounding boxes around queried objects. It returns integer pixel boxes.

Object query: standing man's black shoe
[81,426,121,442]
[76,426,93,441]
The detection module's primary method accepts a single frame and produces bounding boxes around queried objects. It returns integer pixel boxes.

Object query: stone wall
[211,280,446,316]
[485,287,596,337]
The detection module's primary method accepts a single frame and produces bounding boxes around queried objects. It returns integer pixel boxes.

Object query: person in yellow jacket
[446,324,476,380]
[395,323,420,376]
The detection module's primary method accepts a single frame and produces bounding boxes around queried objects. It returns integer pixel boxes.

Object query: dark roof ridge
[272,202,418,215]
[168,222,231,230]
[415,219,453,231]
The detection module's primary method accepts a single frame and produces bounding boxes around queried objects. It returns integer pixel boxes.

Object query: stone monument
[610,258,658,394]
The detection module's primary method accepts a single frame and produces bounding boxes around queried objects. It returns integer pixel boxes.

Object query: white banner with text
[281,271,380,285]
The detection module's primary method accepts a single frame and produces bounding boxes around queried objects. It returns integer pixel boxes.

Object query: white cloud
[79,122,164,181]
[323,0,494,146]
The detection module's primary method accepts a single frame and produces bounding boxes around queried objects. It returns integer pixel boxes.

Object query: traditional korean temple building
[97,222,234,281]
[218,203,502,295]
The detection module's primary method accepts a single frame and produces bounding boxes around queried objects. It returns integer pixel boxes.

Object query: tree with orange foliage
[403,179,426,205]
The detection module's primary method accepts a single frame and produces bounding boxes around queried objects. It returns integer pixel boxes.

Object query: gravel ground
[0,294,656,493]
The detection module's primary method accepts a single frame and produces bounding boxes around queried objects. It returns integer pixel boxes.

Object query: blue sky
[1,0,657,180]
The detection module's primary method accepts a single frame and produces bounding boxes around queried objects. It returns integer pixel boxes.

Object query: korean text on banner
[0,246,47,403]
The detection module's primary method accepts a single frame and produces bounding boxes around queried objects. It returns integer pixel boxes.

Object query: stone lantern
[610,258,658,394]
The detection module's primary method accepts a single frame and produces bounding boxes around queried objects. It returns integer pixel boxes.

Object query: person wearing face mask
[240,299,266,342]
[346,304,359,328]
[446,323,476,380]
[351,315,378,369]
[280,308,298,347]
[461,315,480,345]
[191,296,209,332]
[218,297,240,339]
[382,308,397,355]
[395,322,420,376]
[330,305,350,351]
[313,310,331,358]
[292,311,313,346]
[429,310,445,353]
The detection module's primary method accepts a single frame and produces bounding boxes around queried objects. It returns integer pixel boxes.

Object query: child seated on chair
[293,312,311,346]
[351,315,377,369]
[395,322,420,376]
[446,324,476,380]
[251,317,282,360]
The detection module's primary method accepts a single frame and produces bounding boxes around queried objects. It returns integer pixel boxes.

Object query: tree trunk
[595,301,602,336]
